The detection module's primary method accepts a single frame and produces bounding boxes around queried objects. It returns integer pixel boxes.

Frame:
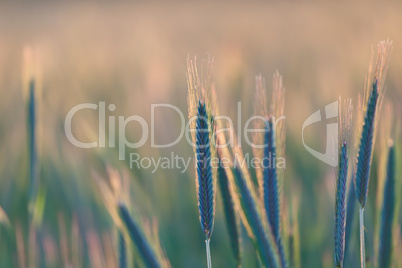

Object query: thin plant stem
[206,239,212,268]
[359,207,365,268]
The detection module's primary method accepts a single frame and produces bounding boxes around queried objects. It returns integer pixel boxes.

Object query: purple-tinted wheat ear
[334,98,352,268]
[335,142,348,268]
[355,81,379,268]
[263,117,287,268]
[355,81,378,209]
[187,55,216,268]
[354,39,392,268]
[196,101,215,240]
[195,101,215,268]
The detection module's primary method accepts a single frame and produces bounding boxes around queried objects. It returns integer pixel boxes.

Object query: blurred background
[0,1,401,267]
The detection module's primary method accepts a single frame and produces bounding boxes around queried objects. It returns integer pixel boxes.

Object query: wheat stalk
[196,101,215,240]
[196,101,215,268]
[263,117,287,268]
[26,79,38,220]
[118,203,162,268]
[343,174,356,265]
[187,55,217,268]
[335,143,348,268]
[355,81,378,209]
[334,99,352,268]
[354,40,392,268]
[217,157,241,266]
[118,231,127,268]
[253,71,287,268]
[378,143,396,268]
[232,166,280,267]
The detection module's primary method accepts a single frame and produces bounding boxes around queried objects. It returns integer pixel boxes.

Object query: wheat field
[0,2,401,268]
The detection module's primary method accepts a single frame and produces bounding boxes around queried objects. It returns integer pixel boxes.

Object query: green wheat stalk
[118,203,162,268]
[119,231,127,268]
[26,79,38,221]
[232,165,280,267]
[217,157,241,266]
[378,143,396,268]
